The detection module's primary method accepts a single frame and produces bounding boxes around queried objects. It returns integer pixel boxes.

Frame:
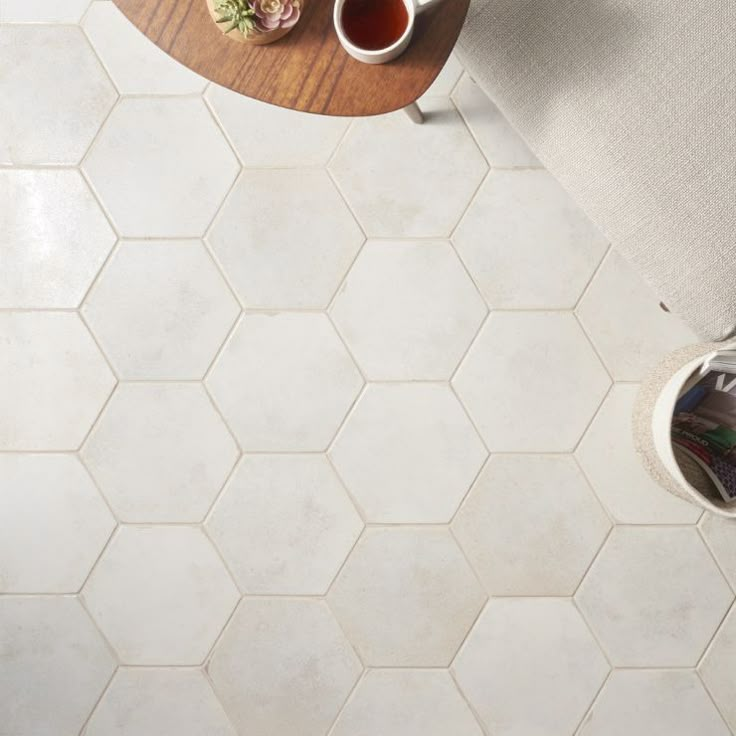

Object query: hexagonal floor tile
[577,384,701,524]
[331,670,483,736]
[330,241,486,380]
[576,250,698,380]
[207,313,362,451]
[206,84,351,167]
[0,454,114,593]
[0,313,115,450]
[84,2,207,95]
[700,513,736,589]
[207,454,362,594]
[0,170,115,308]
[329,98,487,237]
[579,669,730,736]
[0,26,116,164]
[208,169,363,309]
[453,170,607,308]
[84,526,239,664]
[2,0,91,21]
[208,599,361,736]
[700,606,736,732]
[453,312,610,451]
[453,455,610,596]
[330,384,486,523]
[83,98,239,237]
[0,597,115,736]
[85,668,236,736]
[576,526,733,666]
[452,75,541,168]
[328,527,486,666]
[422,53,464,98]
[83,241,240,379]
[453,598,609,736]
[82,383,238,522]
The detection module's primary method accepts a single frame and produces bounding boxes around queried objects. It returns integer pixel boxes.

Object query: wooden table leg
[403,102,424,124]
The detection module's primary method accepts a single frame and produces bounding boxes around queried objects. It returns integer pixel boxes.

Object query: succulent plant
[252,0,301,32]
[214,0,301,36]
[214,0,258,36]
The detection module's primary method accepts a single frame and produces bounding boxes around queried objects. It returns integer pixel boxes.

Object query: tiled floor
[1,4,735,735]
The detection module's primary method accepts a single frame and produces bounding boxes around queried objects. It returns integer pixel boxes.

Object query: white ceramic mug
[333,0,444,64]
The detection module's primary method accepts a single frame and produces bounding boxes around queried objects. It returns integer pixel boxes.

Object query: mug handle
[413,0,445,14]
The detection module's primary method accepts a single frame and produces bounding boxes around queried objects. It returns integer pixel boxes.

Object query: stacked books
[672,351,736,504]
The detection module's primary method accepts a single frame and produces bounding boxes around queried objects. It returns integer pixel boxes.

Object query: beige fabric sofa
[456,0,736,341]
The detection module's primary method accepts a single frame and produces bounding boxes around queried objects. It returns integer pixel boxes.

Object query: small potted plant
[208,0,303,44]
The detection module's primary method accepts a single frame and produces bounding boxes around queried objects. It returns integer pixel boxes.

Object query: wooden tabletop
[113,0,469,116]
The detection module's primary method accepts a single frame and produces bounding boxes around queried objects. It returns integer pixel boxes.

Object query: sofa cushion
[456,0,736,341]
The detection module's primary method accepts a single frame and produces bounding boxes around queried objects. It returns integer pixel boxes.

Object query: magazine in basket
[672,352,736,503]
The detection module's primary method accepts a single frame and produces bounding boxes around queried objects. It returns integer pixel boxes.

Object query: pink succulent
[251,0,301,32]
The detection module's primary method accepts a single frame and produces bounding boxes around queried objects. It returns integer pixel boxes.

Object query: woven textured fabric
[457,0,736,340]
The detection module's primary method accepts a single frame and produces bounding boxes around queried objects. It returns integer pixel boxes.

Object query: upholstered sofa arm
[456,0,736,341]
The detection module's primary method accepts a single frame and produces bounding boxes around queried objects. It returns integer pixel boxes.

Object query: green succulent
[214,0,258,35]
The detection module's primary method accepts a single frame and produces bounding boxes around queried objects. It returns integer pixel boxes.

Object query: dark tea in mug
[341,0,409,50]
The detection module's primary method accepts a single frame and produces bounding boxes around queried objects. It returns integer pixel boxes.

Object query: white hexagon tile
[329,99,487,237]
[207,454,362,594]
[453,311,610,451]
[422,54,464,98]
[208,599,362,736]
[0,313,115,450]
[83,97,239,237]
[452,454,610,596]
[701,512,736,589]
[83,526,239,665]
[576,249,698,380]
[1,13,729,735]
[452,74,541,168]
[579,669,730,736]
[84,668,236,736]
[0,455,114,593]
[453,598,609,736]
[208,169,364,309]
[328,527,486,666]
[83,1,207,95]
[206,84,351,167]
[207,312,363,450]
[82,383,238,522]
[330,240,486,380]
[330,383,487,523]
[331,669,483,736]
[453,169,608,309]
[83,240,240,379]
[700,606,736,733]
[0,25,116,164]
[576,526,733,667]
[0,169,115,308]
[577,383,702,524]
[2,0,92,22]
[0,597,115,736]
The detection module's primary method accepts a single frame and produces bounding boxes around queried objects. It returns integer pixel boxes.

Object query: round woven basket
[206,0,301,44]
[633,341,736,518]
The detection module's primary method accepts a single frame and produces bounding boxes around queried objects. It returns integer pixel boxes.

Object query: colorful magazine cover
[672,366,736,503]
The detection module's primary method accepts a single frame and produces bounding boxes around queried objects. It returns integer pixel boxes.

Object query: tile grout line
[571,594,617,671]
[446,451,490,529]
[570,452,617,528]
[448,666,492,736]
[571,667,613,736]
[325,668,367,736]
[696,666,736,735]
[76,663,118,736]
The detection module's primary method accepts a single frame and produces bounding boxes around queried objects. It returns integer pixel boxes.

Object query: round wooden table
[112,0,469,117]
